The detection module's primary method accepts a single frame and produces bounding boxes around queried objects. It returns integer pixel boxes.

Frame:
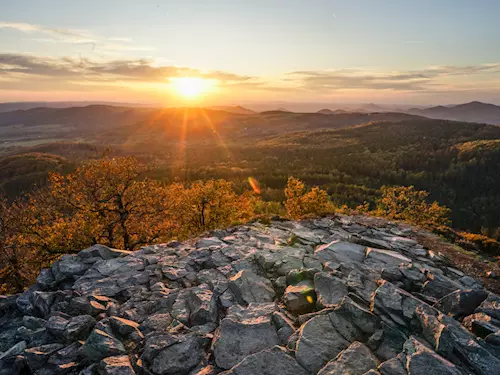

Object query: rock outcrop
[1,215,500,374]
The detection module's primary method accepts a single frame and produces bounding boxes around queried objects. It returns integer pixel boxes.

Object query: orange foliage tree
[284,177,335,219]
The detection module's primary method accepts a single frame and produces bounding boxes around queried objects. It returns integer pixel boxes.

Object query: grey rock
[475,293,500,320]
[151,335,204,375]
[65,315,96,341]
[83,329,126,361]
[0,341,26,361]
[295,314,349,373]
[96,355,135,375]
[229,270,275,305]
[433,289,488,319]
[314,240,366,264]
[378,354,407,375]
[365,248,411,266]
[25,343,64,371]
[403,336,463,375]
[315,272,348,308]
[317,341,379,375]
[220,346,308,375]
[284,281,316,314]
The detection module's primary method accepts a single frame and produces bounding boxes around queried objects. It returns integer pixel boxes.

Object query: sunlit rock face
[1,215,500,375]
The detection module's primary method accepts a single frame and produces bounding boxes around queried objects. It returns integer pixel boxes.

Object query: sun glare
[171,77,213,99]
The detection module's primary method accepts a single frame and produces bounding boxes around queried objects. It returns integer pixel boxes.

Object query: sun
[171,77,213,99]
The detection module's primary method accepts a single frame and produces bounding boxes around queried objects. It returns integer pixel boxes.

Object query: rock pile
[1,215,500,374]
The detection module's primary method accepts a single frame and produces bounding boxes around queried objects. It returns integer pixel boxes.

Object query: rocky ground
[1,215,500,375]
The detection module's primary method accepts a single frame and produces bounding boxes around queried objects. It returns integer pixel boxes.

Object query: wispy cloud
[0,21,153,54]
[287,63,500,92]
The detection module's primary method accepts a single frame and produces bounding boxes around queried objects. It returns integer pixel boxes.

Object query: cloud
[0,21,153,54]
[0,22,89,40]
[0,53,255,84]
[287,63,500,92]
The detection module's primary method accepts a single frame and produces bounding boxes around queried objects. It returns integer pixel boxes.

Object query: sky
[1,0,500,106]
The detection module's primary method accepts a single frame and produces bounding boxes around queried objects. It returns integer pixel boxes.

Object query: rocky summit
[1,215,500,375]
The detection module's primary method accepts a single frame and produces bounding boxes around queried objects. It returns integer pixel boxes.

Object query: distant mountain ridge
[408,101,500,125]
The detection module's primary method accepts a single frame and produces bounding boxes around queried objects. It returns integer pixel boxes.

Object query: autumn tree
[169,179,256,237]
[378,185,451,229]
[284,177,335,219]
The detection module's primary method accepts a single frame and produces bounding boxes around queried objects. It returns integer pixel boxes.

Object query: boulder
[96,355,135,375]
[317,341,379,375]
[315,272,348,308]
[284,281,316,314]
[433,289,488,319]
[151,335,205,375]
[314,240,366,264]
[213,306,280,369]
[83,329,126,361]
[295,314,349,373]
[229,270,275,305]
[220,346,308,375]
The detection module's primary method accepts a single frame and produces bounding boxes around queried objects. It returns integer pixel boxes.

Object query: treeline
[3,156,497,294]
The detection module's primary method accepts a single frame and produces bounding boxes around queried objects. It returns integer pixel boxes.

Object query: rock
[317,341,379,375]
[0,341,26,361]
[139,313,172,334]
[378,354,407,375]
[433,289,488,319]
[83,329,126,361]
[475,293,500,319]
[295,314,349,373]
[25,343,64,371]
[367,323,407,361]
[314,240,366,264]
[96,355,135,375]
[220,346,308,375]
[314,272,348,308]
[229,270,275,305]
[45,315,70,337]
[3,217,500,375]
[365,248,411,266]
[65,315,96,341]
[421,274,462,300]
[151,335,205,375]
[462,313,499,338]
[284,281,316,314]
[187,285,218,326]
[213,306,280,369]
[79,244,131,260]
[403,336,464,375]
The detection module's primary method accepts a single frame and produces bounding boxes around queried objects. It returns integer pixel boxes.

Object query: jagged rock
[220,346,308,375]
[79,244,131,260]
[284,281,316,314]
[213,304,280,369]
[365,248,411,266]
[0,341,26,361]
[96,355,135,375]
[295,314,349,373]
[314,240,366,264]
[462,312,500,337]
[229,270,275,305]
[475,293,500,319]
[83,329,126,361]
[433,289,488,319]
[150,335,205,375]
[25,343,64,370]
[421,274,462,299]
[315,272,348,308]
[317,341,379,375]
[403,336,463,375]
[378,354,407,375]
[3,217,500,375]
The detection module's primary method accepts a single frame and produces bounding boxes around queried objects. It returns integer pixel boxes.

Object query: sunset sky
[1,0,500,105]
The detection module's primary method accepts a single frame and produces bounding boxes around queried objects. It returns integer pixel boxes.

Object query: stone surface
[2,216,500,375]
